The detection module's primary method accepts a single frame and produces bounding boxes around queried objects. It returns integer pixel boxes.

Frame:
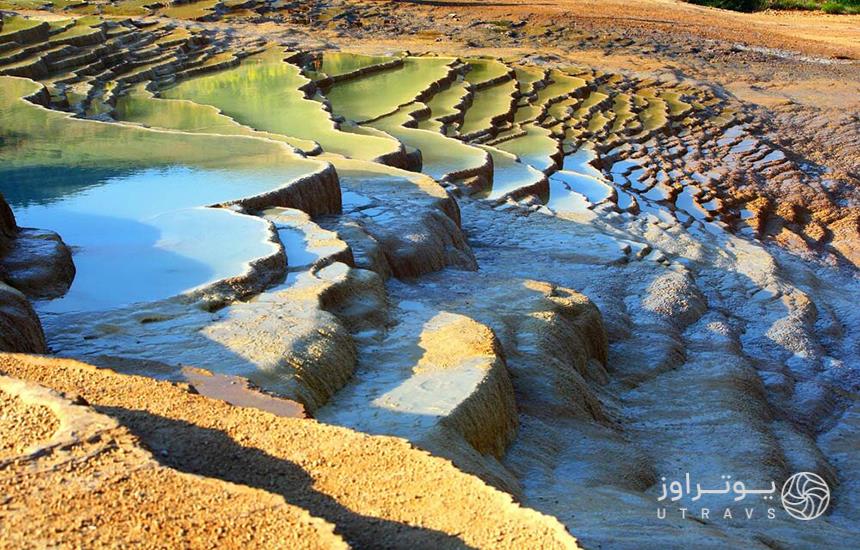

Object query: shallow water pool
[0,76,315,312]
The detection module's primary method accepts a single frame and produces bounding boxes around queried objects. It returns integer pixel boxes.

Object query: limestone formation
[0,8,858,549]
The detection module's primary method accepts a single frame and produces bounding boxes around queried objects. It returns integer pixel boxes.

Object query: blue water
[2,165,285,312]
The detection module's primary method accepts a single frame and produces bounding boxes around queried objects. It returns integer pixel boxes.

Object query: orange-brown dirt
[0,374,348,550]
[0,353,581,549]
[378,0,860,59]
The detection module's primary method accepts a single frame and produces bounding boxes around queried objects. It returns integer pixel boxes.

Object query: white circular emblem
[781,472,830,520]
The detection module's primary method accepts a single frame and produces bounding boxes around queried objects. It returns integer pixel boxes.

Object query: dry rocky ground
[0,355,578,549]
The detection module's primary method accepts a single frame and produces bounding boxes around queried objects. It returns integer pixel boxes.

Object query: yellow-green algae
[369,103,488,181]
[514,65,544,95]
[423,78,469,125]
[115,82,320,154]
[459,78,516,137]
[0,75,328,310]
[325,56,453,122]
[320,51,398,78]
[571,90,609,123]
[660,90,692,118]
[494,122,558,172]
[0,14,43,36]
[161,0,218,19]
[546,97,579,123]
[637,90,668,132]
[464,57,510,87]
[609,93,635,133]
[534,70,586,106]
[162,47,401,161]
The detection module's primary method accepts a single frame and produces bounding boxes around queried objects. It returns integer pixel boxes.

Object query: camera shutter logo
[781,472,830,520]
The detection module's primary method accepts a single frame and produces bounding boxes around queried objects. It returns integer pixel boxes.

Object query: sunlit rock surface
[0,354,580,549]
[0,372,350,549]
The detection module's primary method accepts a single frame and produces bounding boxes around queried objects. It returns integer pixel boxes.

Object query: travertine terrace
[0,3,858,548]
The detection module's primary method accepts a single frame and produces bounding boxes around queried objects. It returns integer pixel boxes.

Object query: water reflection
[0,76,313,311]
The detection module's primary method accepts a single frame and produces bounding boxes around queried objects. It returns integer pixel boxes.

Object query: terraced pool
[2,12,856,550]
[115,83,320,153]
[0,76,323,312]
[161,48,401,161]
[369,103,488,181]
[320,51,396,78]
[0,20,728,324]
[325,56,454,122]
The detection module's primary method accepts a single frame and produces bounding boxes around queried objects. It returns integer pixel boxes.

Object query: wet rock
[0,282,46,354]
[0,228,74,299]
[0,193,73,351]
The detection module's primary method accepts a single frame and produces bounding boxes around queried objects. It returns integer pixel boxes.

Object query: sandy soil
[0,389,58,459]
[0,353,580,549]
[341,0,857,57]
